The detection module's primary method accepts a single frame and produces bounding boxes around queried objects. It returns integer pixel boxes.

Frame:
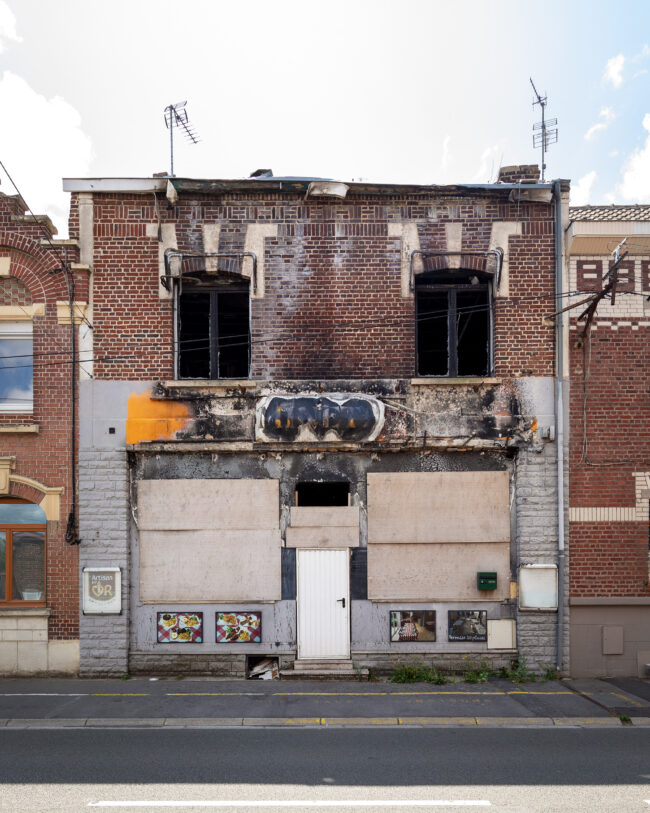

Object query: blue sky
[0,0,649,234]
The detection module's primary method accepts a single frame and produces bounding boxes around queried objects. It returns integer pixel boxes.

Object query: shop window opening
[178,287,250,379]
[296,481,350,506]
[416,270,492,377]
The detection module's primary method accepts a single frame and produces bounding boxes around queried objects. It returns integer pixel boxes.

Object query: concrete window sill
[0,608,51,617]
[410,378,501,386]
[0,424,39,434]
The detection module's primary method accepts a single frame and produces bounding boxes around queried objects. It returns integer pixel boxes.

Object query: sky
[1,0,650,235]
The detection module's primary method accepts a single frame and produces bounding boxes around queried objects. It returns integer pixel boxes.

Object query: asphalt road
[1,728,649,812]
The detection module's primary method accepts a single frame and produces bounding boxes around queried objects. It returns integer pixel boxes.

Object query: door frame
[296,548,351,660]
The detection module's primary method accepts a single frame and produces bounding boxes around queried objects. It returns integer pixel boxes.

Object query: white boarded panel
[140,530,281,601]
[367,542,510,600]
[290,506,360,528]
[286,526,359,548]
[138,479,279,531]
[367,472,509,544]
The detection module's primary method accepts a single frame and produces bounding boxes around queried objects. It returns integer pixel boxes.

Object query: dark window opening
[296,481,350,506]
[178,287,250,379]
[416,272,491,377]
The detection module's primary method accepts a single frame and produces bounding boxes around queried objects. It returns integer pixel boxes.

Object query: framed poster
[448,610,487,642]
[216,612,262,643]
[157,612,203,643]
[390,610,436,642]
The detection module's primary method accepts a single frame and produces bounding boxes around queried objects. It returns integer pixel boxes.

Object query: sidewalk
[0,676,649,728]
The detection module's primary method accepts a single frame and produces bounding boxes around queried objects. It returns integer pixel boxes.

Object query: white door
[297,549,350,660]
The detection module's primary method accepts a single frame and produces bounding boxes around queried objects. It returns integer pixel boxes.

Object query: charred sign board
[256,394,384,443]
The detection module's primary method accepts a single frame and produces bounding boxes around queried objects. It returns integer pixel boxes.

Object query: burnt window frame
[175,284,251,380]
[415,271,494,378]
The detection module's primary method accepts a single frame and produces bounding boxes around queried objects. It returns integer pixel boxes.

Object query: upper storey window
[177,286,250,379]
[415,271,492,377]
[0,321,33,412]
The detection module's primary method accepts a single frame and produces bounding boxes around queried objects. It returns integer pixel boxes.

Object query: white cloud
[617,113,650,202]
[584,107,615,141]
[572,170,597,205]
[0,71,93,235]
[603,53,625,87]
[609,149,619,157]
[440,134,451,171]
[0,1,20,53]
[473,144,501,183]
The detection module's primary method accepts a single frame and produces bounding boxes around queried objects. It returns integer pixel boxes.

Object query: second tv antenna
[530,78,558,183]
[164,101,200,177]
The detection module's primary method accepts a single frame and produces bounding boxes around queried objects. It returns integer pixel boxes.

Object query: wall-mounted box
[83,567,122,614]
[477,572,497,591]
[602,625,624,655]
[487,619,516,649]
[519,564,558,610]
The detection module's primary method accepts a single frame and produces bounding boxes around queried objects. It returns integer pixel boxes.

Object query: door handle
[337,597,346,608]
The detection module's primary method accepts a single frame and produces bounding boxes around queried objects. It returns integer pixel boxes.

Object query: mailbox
[477,571,497,591]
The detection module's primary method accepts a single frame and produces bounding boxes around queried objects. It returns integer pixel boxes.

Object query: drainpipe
[554,180,565,671]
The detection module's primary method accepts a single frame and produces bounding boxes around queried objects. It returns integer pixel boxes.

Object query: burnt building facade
[64,166,570,677]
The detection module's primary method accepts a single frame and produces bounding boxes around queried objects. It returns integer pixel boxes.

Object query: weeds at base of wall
[390,656,541,685]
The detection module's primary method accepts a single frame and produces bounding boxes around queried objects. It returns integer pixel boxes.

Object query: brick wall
[0,193,85,640]
[569,282,650,597]
[78,190,556,382]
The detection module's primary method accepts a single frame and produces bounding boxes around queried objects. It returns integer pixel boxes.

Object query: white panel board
[286,526,359,548]
[367,542,510,600]
[290,506,359,528]
[297,549,350,659]
[519,564,558,610]
[487,619,516,649]
[367,472,510,544]
[140,529,282,601]
[138,479,279,531]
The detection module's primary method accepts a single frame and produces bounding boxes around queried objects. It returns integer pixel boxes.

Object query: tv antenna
[164,101,200,177]
[530,78,558,182]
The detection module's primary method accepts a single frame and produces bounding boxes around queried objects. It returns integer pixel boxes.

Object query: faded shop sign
[82,567,122,614]
[256,394,384,443]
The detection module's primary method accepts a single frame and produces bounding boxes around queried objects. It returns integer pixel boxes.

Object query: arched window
[0,498,46,604]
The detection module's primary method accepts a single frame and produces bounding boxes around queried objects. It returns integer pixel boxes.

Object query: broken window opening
[178,285,250,379]
[295,481,350,506]
[416,271,492,377]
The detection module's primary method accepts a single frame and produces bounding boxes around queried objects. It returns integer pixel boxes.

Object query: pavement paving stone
[630,717,650,726]
[552,716,621,727]
[476,717,554,726]
[242,717,321,726]
[398,716,476,726]
[84,717,165,727]
[163,717,242,726]
[6,718,85,727]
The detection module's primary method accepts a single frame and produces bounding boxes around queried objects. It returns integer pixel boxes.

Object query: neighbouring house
[63,165,570,678]
[566,205,650,678]
[0,190,87,675]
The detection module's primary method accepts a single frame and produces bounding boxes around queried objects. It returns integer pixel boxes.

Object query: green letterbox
[477,572,497,591]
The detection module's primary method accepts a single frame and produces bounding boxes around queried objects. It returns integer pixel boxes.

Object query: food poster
[157,612,203,643]
[216,612,262,643]
[447,610,487,642]
[390,611,436,642]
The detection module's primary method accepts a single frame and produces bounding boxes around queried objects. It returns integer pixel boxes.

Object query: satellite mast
[164,101,200,177]
[530,78,558,182]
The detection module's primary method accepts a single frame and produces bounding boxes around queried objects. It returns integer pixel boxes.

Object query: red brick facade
[0,192,85,639]
[70,189,557,382]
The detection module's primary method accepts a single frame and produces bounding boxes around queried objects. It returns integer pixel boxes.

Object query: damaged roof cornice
[62,176,562,199]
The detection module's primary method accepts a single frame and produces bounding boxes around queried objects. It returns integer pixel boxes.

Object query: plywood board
[286,526,359,548]
[367,542,510,600]
[140,529,282,601]
[138,479,279,531]
[367,472,509,544]
[290,506,359,528]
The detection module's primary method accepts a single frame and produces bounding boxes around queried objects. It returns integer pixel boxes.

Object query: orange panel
[126,390,191,444]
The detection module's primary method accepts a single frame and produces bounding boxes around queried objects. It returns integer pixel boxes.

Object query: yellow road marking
[610,691,645,707]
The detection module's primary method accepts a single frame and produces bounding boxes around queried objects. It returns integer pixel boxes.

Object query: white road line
[0,693,88,696]
[88,802,491,808]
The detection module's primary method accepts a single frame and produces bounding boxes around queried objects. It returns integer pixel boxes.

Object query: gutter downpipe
[554,180,566,671]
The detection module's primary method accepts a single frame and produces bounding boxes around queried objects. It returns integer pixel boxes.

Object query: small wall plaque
[82,567,121,614]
